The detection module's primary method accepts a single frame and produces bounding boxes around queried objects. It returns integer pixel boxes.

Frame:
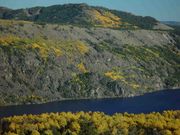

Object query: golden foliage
[76,41,89,55]
[77,63,88,73]
[0,36,21,46]
[31,42,63,58]
[91,9,121,28]
[31,130,40,135]
[0,36,89,60]
[0,36,63,59]
[105,71,124,80]
[0,111,180,135]
[104,67,142,90]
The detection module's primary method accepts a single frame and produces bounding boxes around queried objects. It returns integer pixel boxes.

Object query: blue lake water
[0,89,179,117]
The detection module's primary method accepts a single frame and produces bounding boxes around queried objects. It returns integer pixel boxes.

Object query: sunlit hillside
[1,111,180,135]
[0,3,162,29]
[0,17,179,105]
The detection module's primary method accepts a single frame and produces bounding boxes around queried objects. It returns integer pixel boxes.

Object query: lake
[0,89,179,117]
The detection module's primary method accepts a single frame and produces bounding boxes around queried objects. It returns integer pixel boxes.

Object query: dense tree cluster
[0,111,180,135]
[110,10,158,29]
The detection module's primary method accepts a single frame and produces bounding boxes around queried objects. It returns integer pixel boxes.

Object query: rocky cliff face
[0,19,179,105]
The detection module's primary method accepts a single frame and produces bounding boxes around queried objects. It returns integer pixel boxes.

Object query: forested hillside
[0,3,169,30]
[1,111,180,135]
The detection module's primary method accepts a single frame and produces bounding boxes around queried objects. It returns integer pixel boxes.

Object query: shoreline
[1,87,179,107]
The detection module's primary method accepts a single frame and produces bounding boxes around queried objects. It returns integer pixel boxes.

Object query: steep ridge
[0,18,179,105]
[0,3,163,29]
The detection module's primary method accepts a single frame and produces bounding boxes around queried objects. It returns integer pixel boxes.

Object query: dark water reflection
[0,89,179,117]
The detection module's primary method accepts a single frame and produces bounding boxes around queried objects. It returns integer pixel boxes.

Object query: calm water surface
[0,89,179,117]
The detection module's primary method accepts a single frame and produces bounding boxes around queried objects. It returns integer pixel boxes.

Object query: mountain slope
[0,19,179,105]
[0,3,168,29]
[162,21,180,26]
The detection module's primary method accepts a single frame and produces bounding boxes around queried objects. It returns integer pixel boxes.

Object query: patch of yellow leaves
[77,63,88,73]
[0,36,20,46]
[0,36,89,61]
[105,71,124,80]
[2,111,180,135]
[0,36,63,59]
[31,42,62,58]
[76,41,89,55]
[91,10,121,28]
